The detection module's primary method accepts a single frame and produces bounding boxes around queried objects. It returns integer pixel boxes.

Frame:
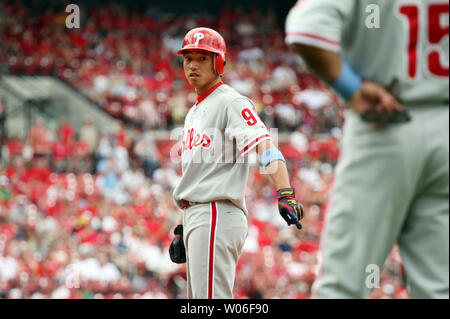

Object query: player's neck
[195,77,223,99]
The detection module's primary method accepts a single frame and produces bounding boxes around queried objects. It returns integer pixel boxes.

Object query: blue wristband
[260,149,285,167]
[330,62,362,100]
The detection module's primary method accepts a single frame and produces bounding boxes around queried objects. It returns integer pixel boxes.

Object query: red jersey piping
[196,82,224,105]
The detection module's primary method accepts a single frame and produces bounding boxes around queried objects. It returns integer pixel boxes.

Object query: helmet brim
[177,45,222,57]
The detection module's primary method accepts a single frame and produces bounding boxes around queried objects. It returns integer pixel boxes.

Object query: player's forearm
[256,140,291,190]
[292,43,367,102]
[266,160,291,190]
[290,43,342,83]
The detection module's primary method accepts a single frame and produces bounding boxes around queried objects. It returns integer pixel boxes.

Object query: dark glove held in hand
[169,225,186,263]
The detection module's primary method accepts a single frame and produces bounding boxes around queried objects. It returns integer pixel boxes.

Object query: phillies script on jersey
[182,128,211,154]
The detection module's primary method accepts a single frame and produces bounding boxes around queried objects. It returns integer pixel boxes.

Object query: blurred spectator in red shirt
[51,139,69,173]
[26,156,51,182]
[2,137,25,162]
[57,117,75,147]
[115,122,130,149]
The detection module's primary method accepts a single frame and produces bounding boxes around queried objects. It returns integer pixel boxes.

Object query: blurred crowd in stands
[0,1,343,134]
[0,1,408,299]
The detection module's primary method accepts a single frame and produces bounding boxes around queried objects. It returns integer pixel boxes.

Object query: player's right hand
[349,81,407,126]
[169,225,186,263]
[277,188,304,230]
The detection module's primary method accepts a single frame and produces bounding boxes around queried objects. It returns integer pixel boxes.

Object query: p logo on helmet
[178,27,227,76]
[193,33,205,46]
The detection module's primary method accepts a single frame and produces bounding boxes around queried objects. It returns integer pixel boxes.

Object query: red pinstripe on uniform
[196,82,224,105]
[207,202,218,299]
[285,31,340,46]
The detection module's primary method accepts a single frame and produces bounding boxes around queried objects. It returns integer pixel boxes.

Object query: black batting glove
[169,225,186,263]
[277,188,304,230]
[360,107,411,124]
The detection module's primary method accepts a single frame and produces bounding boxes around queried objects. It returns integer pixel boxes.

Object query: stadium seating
[0,1,407,299]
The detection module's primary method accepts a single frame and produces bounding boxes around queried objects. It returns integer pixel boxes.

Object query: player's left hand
[348,81,407,128]
[277,188,304,230]
[169,225,186,263]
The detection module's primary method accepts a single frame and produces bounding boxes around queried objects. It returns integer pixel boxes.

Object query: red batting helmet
[177,27,227,75]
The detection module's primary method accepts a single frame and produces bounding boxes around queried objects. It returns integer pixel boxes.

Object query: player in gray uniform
[168,27,304,299]
[285,0,449,298]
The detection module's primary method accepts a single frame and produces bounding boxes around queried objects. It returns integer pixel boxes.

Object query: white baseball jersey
[285,0,449,107]
[173,82,271,214]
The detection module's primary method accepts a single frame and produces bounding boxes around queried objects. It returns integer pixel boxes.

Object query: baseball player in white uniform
[285,0,449,298]
[168,27,305,299]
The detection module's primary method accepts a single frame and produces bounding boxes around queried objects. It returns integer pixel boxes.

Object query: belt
[180,199,198,209]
